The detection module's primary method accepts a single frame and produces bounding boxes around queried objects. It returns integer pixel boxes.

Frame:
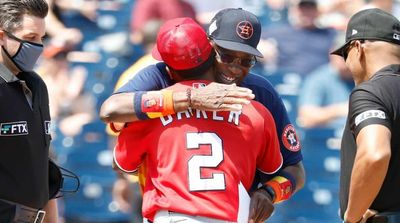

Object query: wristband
[279,170,297,192]
[141,90,175,118]
[133,91,149,120]
[264,175,293,203]
[162,90,175,115]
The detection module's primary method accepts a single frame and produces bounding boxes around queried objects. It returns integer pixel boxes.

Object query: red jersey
[114,80,282,221]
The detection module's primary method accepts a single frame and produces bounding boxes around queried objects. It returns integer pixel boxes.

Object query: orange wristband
[162,90,174,115]
[265,176,293,203]
[142,90,175,119]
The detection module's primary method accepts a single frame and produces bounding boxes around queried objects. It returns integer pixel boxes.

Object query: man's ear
[356,41,365,59]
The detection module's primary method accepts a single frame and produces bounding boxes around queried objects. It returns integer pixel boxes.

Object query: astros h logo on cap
[236,21,253,39]
[207,8,263,58]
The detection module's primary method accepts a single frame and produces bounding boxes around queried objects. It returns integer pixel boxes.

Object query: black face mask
[49,159,80,199]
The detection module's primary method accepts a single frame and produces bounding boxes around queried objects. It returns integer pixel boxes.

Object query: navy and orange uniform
[340,65,400,217]
[0,67,51,211]
[115,63,302,190]
[114,80,283,222]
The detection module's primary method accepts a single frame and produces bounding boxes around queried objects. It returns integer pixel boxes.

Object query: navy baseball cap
[331,8,400,57]
[207,8,263,58]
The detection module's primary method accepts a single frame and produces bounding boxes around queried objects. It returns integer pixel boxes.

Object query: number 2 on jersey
[186,132,226,191]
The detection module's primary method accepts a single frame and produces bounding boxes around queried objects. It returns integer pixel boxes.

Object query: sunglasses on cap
[214,47,257,68]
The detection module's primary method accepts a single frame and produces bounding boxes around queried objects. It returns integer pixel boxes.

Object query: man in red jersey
[113,17,282,223]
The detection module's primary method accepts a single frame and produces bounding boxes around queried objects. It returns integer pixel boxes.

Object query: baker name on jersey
[160,109,242,126]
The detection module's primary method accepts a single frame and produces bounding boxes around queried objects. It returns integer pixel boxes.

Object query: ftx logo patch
[1,121,29,136]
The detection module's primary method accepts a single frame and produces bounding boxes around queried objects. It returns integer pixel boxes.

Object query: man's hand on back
[190,83,255,111]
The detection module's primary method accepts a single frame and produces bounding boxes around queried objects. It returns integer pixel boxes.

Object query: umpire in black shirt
[0,0,59,222]
[332,8,400,223]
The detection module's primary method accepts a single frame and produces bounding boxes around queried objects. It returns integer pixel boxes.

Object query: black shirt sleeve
[349,84,392,137]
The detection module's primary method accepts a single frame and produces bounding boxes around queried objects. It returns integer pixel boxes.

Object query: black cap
[299,0,317,6]
[207,8,263,58]
[331,8,400,56]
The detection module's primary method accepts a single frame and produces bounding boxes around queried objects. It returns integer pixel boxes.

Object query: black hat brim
[214,39,264,58]
[330,40,351,57]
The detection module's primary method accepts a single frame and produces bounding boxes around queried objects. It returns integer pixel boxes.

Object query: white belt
[154,210,236,223]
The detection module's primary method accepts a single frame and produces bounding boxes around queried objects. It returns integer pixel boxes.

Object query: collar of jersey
[0,63,18,83]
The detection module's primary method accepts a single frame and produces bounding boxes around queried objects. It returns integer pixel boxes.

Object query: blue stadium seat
[64,181,132,222]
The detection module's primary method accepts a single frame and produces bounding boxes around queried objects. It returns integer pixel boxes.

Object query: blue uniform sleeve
[241,73,303,167]
[115,63,174,93]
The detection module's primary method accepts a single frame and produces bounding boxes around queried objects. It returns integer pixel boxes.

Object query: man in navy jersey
[101,8,304,221]
[114,18,283,223]
[114,17,283,223]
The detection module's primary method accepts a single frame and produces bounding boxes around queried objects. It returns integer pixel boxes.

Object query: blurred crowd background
[40,0,400,222]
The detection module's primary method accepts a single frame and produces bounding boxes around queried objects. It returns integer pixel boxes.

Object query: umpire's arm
[344,124,391,223]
